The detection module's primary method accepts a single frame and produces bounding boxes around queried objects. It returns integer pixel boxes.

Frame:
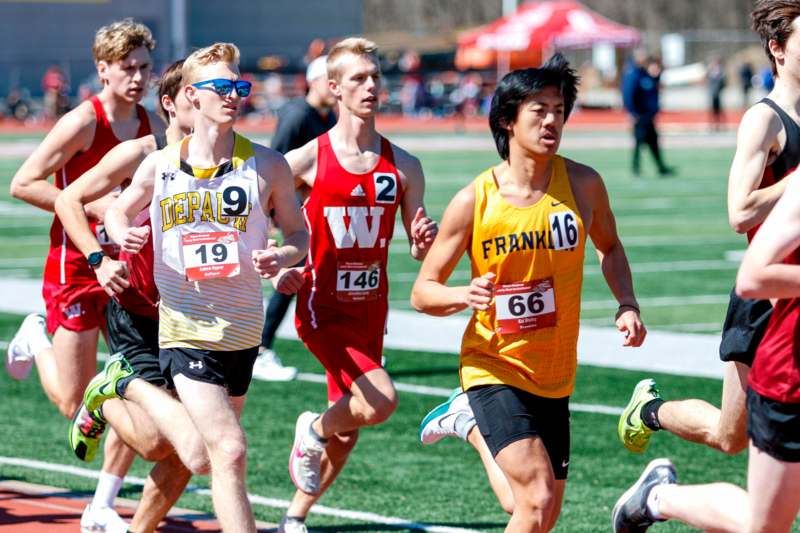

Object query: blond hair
[93,18,155,63]
[182,43,240,84]
[327,37,379,81]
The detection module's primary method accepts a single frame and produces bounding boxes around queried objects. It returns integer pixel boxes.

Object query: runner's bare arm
[284,139,318,190]
[104,151,157,254]
[55,136,153,256]
[252,147,309,278]
[584,168,646,347]
[738,175,800,299]
[728,104,787,233]
[396,148,438,260]
[411,184,484,316]
[9,103,96,212]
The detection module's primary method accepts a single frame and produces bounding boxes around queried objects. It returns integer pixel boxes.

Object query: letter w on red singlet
[324,206,384,249]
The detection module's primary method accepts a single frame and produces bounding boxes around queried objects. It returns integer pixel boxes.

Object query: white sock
[646,484,665,520]
[91,471,123,509]
[454,414,476,441]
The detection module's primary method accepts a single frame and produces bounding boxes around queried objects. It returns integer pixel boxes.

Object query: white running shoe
[6,313,49,381]
[252,349,298,382]
[278,515,309,533]
[80,503,129,533]
[288,411,326,494]
[419,389,475,445]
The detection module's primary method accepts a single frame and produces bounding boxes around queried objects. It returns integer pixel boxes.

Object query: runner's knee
[361,394,397,425]
[209,436,248,471]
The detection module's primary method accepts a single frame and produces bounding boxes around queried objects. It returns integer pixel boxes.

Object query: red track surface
[0,481,276,532]
[0,108,745,136]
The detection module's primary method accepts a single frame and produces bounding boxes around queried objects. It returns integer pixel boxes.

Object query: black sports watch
[87,251,105,268]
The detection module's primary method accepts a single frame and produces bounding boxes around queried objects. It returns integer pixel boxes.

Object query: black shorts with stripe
[106,298,165,387]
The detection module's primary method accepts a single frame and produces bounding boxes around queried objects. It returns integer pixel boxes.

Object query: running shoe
[278,515,308,533]
[6,313,49,380]
[288,411,325,495]
[83,353,133,412]
[80,502,129,533]
[251,349,298,382]
[419,388,474,444]
[618,378,661,454]
[612,458,677,532]
[69,405,107,462]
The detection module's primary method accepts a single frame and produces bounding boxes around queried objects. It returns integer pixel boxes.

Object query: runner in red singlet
[272,37,437,533]
[6,19,164,532]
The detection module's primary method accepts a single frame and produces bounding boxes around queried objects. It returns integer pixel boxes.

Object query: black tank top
[760,98,800,180]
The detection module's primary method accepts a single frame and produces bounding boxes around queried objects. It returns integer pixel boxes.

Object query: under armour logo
[160,170,176,182]
[188,361,204,370]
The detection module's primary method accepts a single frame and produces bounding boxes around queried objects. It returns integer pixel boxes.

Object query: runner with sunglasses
[84,42,308,531]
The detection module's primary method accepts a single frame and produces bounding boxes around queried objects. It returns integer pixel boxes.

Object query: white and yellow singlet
[150,133,269,351]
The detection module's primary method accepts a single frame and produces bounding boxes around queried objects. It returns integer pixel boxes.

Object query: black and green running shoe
[618,378,661,454]
[83,353,133,413]
[69,404,106,462]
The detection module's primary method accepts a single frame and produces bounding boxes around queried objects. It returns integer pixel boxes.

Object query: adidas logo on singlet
[350,184,366,197]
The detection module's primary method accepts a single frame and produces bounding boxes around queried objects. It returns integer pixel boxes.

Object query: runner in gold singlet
[412,54,646,531]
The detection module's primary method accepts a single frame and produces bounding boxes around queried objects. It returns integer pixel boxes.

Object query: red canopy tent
[456,1,641,71]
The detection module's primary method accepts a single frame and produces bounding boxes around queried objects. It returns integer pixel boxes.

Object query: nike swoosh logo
[561,460,569,468]
[551,201,564,207]
[626,408,636,428]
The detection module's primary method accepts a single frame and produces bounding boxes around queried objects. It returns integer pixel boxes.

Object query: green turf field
[0,142,740,334]
[0,312,750,532]
[0,139,777,531]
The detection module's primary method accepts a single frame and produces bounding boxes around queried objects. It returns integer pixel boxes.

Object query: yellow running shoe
[618,378,661,454]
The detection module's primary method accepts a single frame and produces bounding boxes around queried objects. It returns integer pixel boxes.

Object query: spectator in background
[707,55,726,131]
[622,50,673,177]
[739,62,754,107]
[251,55,337,382]
[41,65,68,119]
[760,65,775,91]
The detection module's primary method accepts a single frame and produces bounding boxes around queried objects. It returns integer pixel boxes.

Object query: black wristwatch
[87,251,105,269]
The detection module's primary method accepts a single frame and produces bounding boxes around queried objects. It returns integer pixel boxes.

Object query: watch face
[88,251,104,266]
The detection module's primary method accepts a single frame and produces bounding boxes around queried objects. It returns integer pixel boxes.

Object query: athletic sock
[115,375,135,398]
[308,416,328,445]
[454,413,476,441]
[641,399,665,431]
[91,471,123,509]
[645,484,665,520]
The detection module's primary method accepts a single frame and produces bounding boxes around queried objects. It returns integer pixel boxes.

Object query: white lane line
[297,373,622,415]
[0,456,482,533]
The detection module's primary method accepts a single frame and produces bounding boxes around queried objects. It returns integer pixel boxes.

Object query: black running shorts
[467,384,570,479]
[719,288,772,366]
[160,345,259,397]
[747,388,800,462]
[106,299,165,387]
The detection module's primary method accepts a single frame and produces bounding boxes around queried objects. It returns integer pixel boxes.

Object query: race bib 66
[494,278,556,334]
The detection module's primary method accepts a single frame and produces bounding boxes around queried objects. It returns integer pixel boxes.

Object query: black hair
[489,53,579,160]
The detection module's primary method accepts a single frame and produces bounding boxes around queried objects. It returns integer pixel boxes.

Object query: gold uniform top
[460,156,586,398]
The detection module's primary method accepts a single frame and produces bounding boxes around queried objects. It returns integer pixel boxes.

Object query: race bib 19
[181,231,240,281]
[336,260,380,302]
[494,278,556,334]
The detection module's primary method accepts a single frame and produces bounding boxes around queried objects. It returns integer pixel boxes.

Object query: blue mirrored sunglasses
[191,78,252,97]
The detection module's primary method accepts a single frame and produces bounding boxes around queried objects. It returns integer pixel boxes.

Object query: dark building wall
[0,0,171,96]
[187,0,362,71]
